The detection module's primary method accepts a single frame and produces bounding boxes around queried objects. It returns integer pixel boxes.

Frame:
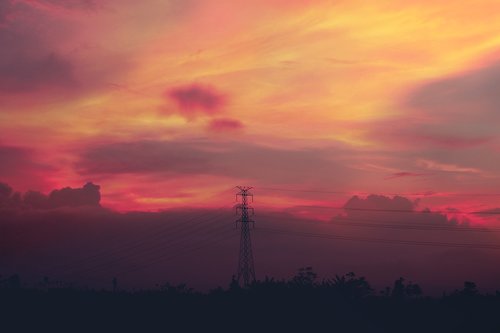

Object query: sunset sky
[3,0,500,291]
[2,0,500,214]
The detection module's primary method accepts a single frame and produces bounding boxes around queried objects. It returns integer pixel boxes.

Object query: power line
[114,230,235,278]
[79,219,233,277]
[257,186,500,197]
[255,227,500,250]
[45,187,236,271]
[19,188,237,270]
[331,217,500,233]
[58,227,236,287]
[280,204,500,216]
[59,211,232,278]
[335,221,496,232]
[258,187,362,195]
[50,208,230,272]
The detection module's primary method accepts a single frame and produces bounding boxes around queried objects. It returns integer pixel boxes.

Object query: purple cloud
[208,118,244,132]
[0,182,13,197]
[76,139,354,185]
[166,84,225,117]
[48,182,101,208]
[369,59,500,153]
[407,62,500,118]
[0,182,101,210]
[343,194,417,213]
[385,172,425,180]
[0,1,77,96]
[401,60,500,144]
[473,208,500,219]
[0,52,76,93]
[37,0,98,11]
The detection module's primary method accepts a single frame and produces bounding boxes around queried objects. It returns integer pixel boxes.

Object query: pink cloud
[417,159,481,174]
[385,172,425,180]
[368,120,493,150]
[415,134,492,148]
[166,84,225,117]
[208,118,244,132]
[0,145,57,191]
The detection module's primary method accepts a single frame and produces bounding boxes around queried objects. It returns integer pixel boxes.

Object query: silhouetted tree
[380,286,391,297]
[323,272,373,300]
[6,274,21,289]
[229,275,240,291]
[390,277,423,299]
[391,277,406,299]
[159,282,194,296]
[456,281,479,297]
[405,281,423,298]
[291,267,317,287]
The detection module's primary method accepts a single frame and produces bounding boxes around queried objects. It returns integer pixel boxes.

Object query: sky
[2,0,500,291]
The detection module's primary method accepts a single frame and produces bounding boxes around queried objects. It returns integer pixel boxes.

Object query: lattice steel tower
[235,186,256,286]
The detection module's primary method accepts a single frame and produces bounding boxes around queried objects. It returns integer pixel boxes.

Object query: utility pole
[235,186,256,287]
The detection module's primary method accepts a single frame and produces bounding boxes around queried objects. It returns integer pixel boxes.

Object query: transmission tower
[235,186,256,287]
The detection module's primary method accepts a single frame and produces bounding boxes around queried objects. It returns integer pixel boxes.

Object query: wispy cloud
[417,159,481,174]
[385,172,426,180]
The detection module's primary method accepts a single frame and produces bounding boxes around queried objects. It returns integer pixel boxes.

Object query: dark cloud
[0,52,76,93]
[474,208,500,220]
[343,194,416,212]
[0,182,13,197]
[77,139,353,185]
[334,194,463,227]
[48,182,101,208]
[415,135,492,148]
[0,0,21,24]
[38,0,98,11]
[0,1,10,24]
[0,0,199,105]
[369,60,500,153]
[78,140,210,175]
[23,190,50,209]
[0,182,17,208]
[0,182,21,209]
[370,118,495,151]
[0,0,77,96]
[0,182,100,210]
[400,61,500,146]
[407,62,500,119]
[166,84,225,117]
[208,118,244,132]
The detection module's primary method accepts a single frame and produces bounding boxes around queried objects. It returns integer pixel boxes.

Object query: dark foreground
[1,271,500,332]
